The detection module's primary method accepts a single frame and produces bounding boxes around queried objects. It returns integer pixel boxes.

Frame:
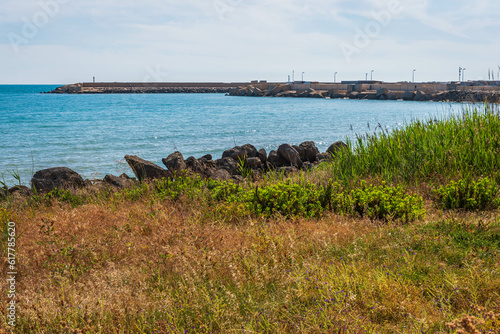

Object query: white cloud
[1,0,499,83]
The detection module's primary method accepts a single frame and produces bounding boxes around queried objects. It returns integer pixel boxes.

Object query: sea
[0,84,463,186]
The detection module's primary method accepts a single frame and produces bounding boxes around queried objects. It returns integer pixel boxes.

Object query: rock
[276,167,299,175]
[364,91,379,100]
[210,169,232,181]
[302,161,314,171]
[258,149,267,163]
[217,157,239,175]
[124,155,171,182]
[293,145,306,162]
[119,173,132,180]
[222,144,258,162]
[402,91,416,101]
[8,185,32,198]
[31,167,85,193]
[316,152,330,162]
[201,154,213,161]
[277,144,303,168]
[0,186,7,199]
[162,151,187,172]
[348,92,359,99]
[386,92,397,100]
[246,157,262,169]
[185,156,205,175]
[327,141,348,156]
[377,88,389,97]
[104,175,134,188]
[268,150,278,167]
[232,175,245,183]
[299,141,319,163]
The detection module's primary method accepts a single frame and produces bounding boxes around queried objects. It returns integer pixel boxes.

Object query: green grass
[326,104,500,184]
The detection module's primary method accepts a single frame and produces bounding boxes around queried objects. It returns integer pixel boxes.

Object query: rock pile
[11,140,347,198]
[230,84,500,103]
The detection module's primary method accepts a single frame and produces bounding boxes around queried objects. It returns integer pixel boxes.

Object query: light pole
[412,69,416,83]
[371,70,374,81]
[302,72,305,82]
[334,72,338,83]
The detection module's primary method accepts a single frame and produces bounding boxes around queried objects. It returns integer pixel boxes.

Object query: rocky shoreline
[47,81,500,103]
[229,83,500,103]
[1,141,346,199]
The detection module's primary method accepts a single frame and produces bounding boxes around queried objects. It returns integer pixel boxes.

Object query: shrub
[248,181,327,218]
[44,188,84,207]
[207,180,244,202]
[153,175,205,201]
[343,181,425,223]
[435,177,500,211]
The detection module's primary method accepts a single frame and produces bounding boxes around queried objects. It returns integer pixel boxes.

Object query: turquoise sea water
[0,85,462,186]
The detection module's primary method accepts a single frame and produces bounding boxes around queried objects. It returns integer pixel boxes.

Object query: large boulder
[277,144,303,168]
[268,150,278,167]
[402,91,416,101]
[103,174,134,189]
[299,141,319,163]
[222,144,258,161]
[293,145,306,162]
[162,151,187,172]
[210,169,232,181]
[124,155,171,182]
[217,157,239,175]
[327,141,348,156]
[258,149,267,164]
[8,185,32,198]
[31,167,84,193]
[246,157,262,169]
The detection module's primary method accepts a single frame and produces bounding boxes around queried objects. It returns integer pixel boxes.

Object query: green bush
[343,181,426,223]
[248,181,328,218]
[153,175,205,201]
[44,188,84,207]
[435,177,500,211]
[207,180,244,202]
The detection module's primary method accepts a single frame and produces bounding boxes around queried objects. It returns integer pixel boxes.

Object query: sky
[1,0,500,84]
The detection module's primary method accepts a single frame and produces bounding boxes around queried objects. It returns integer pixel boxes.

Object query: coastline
[47,80,500,103]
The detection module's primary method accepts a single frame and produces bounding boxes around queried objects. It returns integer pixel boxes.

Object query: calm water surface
[0,85,462,185]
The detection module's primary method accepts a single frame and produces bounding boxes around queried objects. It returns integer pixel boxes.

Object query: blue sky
[1,0,500,84]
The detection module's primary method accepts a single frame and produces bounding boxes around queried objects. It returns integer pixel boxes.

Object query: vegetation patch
[435,177,500,211]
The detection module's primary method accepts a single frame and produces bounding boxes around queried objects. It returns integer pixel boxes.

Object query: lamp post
[371,70,374,81]
[334,72,338,83]
[412,69,416,83]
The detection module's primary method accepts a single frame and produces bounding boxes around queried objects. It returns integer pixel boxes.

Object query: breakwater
[48,82,250,94]
[48,80,500,103]
[229,81,500,103]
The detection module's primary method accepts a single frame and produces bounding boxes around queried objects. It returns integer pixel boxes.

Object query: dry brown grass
[1,174,499,333]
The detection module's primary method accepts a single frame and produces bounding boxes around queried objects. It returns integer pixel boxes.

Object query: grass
[1,105,500,333]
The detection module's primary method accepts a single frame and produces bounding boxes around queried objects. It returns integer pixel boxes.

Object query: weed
[435,177,500,211]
